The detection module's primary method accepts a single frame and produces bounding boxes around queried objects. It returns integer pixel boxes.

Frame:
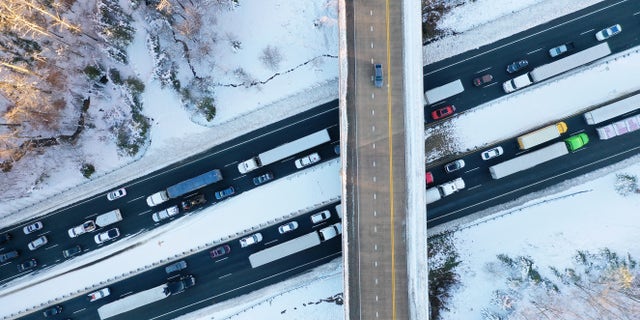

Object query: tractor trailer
[583,94,640,125]
[146,169,223,207]
[249,231,322,268]
[489,134,589,180]
[424,79,464,105]
[596,114,640,140]
[503,42,611,93]
[237,129,330,174]
[517,122,568,150]
[425,178,465,205]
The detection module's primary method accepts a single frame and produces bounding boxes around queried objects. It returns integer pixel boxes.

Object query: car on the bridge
[181,194,206,210]
[506,59,529,73]
[214,186,235,200]
[27,235,48,251]
[16,259,37,272]
[67,220,96,238]
[431,105,456,120]
[42,305,62,318]
[253,172,274,186]
[444,159,465,173]
[94,228,120,244]
[62,245,82,259]
[88,287,111,302]
[472,74,493,87]
[152,205,180,222]
[106,187,127,201]
[210,244,231,259]
[595,24,621,41]
[374,63,383,88]
[278,221,299,234]
[295,152,321,169]
[23,221,43,235]
[239,233,263,248]
[481,146,504,161]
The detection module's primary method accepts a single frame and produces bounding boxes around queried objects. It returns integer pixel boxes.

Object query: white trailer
[584,94,640,125]
[95,209,122,228]
[596,114,640,140]
[249,232,322,268]
[97,284,169,319]
[489,142,568,179]
[425,178,465,205]
[237,129,331,174]
[424,79,464,105]
[517,122,568,150]
[529,42,611,82]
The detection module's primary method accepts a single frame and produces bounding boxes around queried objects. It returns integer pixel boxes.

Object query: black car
[180,194,206,210]
[17,259,37,272]
[62,245,82,259]
[43,305,62,317]
[506,60,529,73]
[0,250,19,263]
[164,275,196,295]
[0,233,11,244]
[252,172,274,186]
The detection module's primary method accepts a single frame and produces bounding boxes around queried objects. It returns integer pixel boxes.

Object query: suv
[94,228,120,244]
[165,260,188,274]
[311,210,331,224]
[506,60,529,73]
[374,64,383,88]
[16,259,37,272]
[252,172,274,186]
[27,235,48,251]
[444,159,465,173]
[294,152,321,169]
[62,245,82,259]
[595,24,621,41]
[210,244,231,258]
[67,220,96,238]
[214,186,235,200]
[181,194,206,210]
[42,305,62,318]
[165,274,196,295]
[319,222,342,241]
[23,221,43,235]
[152,205,180,222]
[88,288,111,302]
[0,250,19,263]
[278,221,299,234]
[239,233,263,248]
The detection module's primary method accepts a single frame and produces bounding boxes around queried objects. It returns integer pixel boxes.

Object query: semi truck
[95,209,122,228]
[146,169,223,207]
[503,42,611,93]
[249,231,322,268]
[97,276,195,319]
[424,79,464,105]
[517,122,568,150]
[237,129,330,174]
[425,178,465,205]
[489,134,589,180]
[596,114,640,140]
[583,94,640,125]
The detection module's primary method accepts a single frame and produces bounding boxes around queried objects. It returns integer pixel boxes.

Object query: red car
[473,74,493,87]
[426,172,434,185]
[431,105,456,120]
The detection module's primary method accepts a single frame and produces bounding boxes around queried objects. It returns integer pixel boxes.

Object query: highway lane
[15,203,343,320]
[423,0,640,123]
[0,101,340,283]
[427,107,640,226]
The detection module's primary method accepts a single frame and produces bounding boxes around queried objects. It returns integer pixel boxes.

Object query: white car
[481,146,504,161]
[94,228,120,244]
[67,220,96,238]
[595,24,622,41]
[87,288,110,302]
[239,233,263,248]
[278,221,299,234]
[311,210,331,224]
[106,187,127,201]
[152,205,180,222]
[23,221,43,235]
[294,152,321,169]
[28,235,48,251]
[444,159,465,173]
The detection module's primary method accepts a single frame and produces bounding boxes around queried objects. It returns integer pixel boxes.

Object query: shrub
[84,65,103,80]
[197,97,216,121]
[80,163,95,178]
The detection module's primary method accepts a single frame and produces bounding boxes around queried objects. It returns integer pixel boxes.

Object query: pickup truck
[67,220,96,238]
[548,42,575,58]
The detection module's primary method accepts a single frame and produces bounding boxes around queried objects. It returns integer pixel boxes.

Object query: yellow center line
[384,0,396,318]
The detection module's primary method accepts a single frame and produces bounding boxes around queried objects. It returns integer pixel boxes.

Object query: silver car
[23,221,43,235]
[28,235,48,251]
[278,221,299,234]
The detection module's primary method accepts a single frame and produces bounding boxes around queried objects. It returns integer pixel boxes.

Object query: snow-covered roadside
[426,46,640,162]
[0,160,340,318]
[424,0,604,65]
[436,156,640,320]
